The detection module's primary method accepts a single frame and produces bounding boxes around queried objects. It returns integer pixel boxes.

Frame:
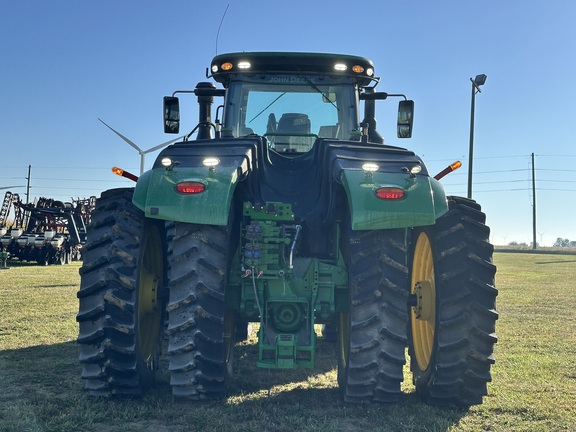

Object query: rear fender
[132,166,239,225]
[340,170,448,230]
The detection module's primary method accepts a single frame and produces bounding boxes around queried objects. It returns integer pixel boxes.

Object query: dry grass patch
[0,254,575,431]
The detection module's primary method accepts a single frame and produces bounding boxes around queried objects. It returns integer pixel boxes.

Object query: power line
[449,168,531,175]
[536,154,576,157]
[537,188,576,192]
[472,179,530,185]
[446,188,576,193]
[30,177,126,183]
[31,186,112,191]
[445,179,576,186]
[466,188,532,192]
[424,155,531,162]
[0,166,114,170]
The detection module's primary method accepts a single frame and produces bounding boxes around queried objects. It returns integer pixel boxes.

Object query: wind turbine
[99,118,184,174]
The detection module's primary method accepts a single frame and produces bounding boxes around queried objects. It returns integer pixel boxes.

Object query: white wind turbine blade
[99,119,185,174]
[139,137,185,174]
[98,118,143,154]
[143,136,185,155]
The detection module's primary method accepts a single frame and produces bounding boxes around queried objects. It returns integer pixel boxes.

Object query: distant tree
[553,238,571,247]
[508,241,529,248]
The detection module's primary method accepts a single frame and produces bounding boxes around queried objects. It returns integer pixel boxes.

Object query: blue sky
[1,0,575,246]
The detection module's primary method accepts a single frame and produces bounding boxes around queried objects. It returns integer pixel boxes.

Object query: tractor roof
[210,52,376,86]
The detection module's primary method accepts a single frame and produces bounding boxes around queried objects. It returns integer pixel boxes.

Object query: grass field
[1,253,575,432]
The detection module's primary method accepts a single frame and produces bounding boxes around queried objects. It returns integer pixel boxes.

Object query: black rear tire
[76,188,166,396]
[166,222,233,399]
[337,228,409,403]
[408,196,498,406]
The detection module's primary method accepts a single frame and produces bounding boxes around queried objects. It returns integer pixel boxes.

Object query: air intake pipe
[361,87,384,144]
[194,82,221,140]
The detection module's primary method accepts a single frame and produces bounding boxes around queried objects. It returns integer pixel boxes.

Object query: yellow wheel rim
[137,224,163,364]
[411,232,436,371]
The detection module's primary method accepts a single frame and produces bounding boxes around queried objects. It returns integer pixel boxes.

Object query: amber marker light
[112,167,138,182]
[352,65,365,73]
[221,62,233,71]
[451,161,462,170]
[434,160,462,180]
[375,187,405,200]
[176,181,206,194]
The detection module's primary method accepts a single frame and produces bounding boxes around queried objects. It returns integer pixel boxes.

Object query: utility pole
[532,153,537,250]
[26,165,31,204]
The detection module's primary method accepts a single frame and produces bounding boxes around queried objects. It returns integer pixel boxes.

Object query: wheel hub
[413,280,433,321]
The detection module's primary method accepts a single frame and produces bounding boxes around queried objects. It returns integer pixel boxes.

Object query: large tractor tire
[166,222,234,399]
[408,196,498,406]
[77,188,166,396]
[337,228,409,403]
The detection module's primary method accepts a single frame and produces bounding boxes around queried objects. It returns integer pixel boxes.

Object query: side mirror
[397,100,414,138]
[163,96,180,134]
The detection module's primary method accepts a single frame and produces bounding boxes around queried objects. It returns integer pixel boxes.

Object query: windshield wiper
[248,92,286,124]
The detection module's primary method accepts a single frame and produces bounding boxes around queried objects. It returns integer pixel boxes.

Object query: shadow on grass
[2,260,46,267]
[535,260,576,264]
[0,339,467,432]
[34,283,79,288]
[2,259,82,268]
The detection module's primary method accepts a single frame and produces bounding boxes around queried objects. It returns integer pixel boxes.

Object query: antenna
[215,4,230,55]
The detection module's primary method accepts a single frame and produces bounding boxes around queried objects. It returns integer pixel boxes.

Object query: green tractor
[77,52,497,406]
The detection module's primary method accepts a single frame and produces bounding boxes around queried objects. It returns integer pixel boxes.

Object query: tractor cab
[164,52,414,150]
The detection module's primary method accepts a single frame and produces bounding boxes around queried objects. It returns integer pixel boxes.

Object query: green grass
[1,254,575,432]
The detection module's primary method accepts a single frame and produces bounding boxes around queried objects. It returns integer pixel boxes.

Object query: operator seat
[275,113,312,152]
[277,113,311,135]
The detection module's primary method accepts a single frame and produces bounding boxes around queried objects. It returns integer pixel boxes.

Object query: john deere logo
[268,76,306,84]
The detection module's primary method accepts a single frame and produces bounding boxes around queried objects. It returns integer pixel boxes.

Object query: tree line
[553,238,576,248]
